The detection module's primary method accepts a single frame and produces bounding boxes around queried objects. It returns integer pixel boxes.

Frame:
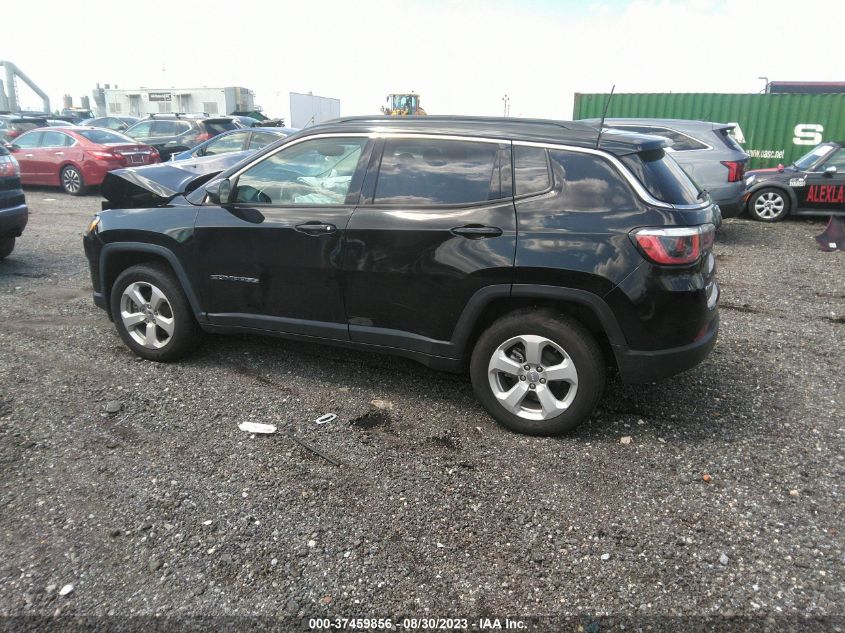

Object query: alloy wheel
[119,281,175,349]
[62,168,81,194]
[754,191,785,220]
[487,334,579,421]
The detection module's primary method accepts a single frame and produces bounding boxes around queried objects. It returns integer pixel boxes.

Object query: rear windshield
[203,120,238,135]
[621,149,701,205]
[11,120,44,131]
[76,129,135,144]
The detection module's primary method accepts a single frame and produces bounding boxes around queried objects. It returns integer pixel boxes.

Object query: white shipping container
[290,92,340,128]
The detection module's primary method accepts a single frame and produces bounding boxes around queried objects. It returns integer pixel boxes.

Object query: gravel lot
[0,191,843,631]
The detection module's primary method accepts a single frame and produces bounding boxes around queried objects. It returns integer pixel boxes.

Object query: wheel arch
[100,243,204,321]
[746,182,797,213]
[453,284,627,373]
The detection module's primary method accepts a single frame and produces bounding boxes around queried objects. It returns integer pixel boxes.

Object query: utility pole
[502,94,510,117]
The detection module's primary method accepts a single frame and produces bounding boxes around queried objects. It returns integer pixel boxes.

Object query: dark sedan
[744,141,845,221]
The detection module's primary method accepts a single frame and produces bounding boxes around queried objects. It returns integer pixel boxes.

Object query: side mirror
[6,144,19,152]
[825,165,837,176]
[205,178,232,205]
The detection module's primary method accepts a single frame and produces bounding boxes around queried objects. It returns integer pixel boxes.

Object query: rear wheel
[748,188,789,222]
[0,237,14,260]
[470,310,605,435]
[110,263,200,361]
[60,165,87,196]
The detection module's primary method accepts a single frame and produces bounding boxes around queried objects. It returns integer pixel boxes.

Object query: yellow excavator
[381,93,427,116]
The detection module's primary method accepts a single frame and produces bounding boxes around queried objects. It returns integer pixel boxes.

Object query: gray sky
[3,0,842,121]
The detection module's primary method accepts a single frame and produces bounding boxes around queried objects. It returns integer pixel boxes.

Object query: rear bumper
[614,312,719,383]
[0,203,28,238]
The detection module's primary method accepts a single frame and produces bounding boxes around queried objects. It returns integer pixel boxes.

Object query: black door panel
[343,138,516,346]
[195,205,353,335]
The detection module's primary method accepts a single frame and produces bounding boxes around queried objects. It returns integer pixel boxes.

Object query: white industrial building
[100,86,256,117]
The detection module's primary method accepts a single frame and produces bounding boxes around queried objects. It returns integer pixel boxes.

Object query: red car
[6,127,160,195]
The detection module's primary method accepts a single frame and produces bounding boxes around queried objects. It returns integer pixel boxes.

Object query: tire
[0,237,14,260]
[109,263,201,361]
[748,187,790,222]
[470,309,605,435]
[60,165,87,196]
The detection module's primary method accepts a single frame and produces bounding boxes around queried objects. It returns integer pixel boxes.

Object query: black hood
[100,151,252,208]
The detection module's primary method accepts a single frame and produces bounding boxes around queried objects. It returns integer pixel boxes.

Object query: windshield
[76,129,136,144]
[792,144,835,170]
[621,148,702,205]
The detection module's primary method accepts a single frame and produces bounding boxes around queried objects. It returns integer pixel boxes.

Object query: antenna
[595,84,615,149]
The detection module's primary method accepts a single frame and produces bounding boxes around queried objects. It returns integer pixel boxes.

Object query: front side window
[374,138,504,205]
[233,137,366,205]
[14,131,41,148]
[819,148,845,171]
[550,150,638,212]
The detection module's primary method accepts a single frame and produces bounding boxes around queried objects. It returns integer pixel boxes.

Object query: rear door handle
[295,222,337,235]
[451,225,503,238]
[24,154,33,158]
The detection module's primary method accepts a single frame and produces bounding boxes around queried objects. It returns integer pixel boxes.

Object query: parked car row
[0,111,298,195]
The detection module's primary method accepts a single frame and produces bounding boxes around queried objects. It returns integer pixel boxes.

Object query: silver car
[582,118,749,218]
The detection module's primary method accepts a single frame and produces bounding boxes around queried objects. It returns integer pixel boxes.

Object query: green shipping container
[573,92,845,169]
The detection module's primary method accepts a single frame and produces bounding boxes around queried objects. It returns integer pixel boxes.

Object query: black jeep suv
[83,116,719,435]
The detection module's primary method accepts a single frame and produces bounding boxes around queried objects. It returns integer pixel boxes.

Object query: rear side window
[549,150,638,212]
[249,131,284,149]
[514,146,551,196]
[11,120,43,133]
[40,131,73,147]
[374,138,505,205]
[621,149,702,205]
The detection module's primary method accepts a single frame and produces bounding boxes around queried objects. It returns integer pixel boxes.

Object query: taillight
[194,132,212,143]
[88,149,119,160]
[0,155,19,177]
[721,160,745,183]
[630,225,715,266]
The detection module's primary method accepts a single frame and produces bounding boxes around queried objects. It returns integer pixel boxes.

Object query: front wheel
[470,310,605,435]
[748,188,790,222]
[60,165,87,196]
[109,263,200,361]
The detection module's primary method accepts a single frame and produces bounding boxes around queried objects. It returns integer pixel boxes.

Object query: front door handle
[451,225,503,239]
[54,152,64,156]
[24,154,33,158]
[295,222,337,235]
